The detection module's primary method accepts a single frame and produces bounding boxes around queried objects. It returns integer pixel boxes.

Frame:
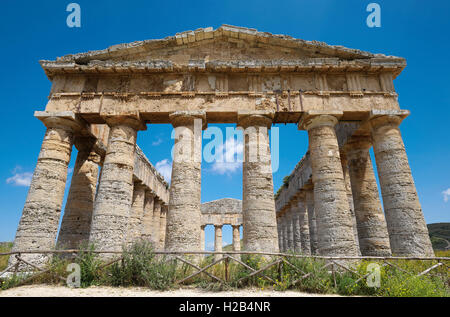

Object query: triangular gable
[50,24,402,64]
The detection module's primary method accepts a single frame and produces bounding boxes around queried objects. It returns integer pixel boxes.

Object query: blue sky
[0,1,449,248]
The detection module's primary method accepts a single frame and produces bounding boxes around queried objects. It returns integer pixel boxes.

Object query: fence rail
[1,250,449,289]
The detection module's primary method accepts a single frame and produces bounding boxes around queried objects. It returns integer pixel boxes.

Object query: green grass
[0,242,13,271]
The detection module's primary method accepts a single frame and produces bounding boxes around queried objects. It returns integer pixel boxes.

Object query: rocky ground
[0,285,342,297]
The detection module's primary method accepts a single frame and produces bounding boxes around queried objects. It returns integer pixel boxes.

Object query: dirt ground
[0,284,342,297]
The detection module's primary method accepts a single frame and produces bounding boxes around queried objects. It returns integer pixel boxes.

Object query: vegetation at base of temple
[0,242,12,272]
[1,241,449,297]
[428,223,450,251]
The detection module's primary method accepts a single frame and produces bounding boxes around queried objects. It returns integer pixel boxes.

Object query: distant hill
[428,223,450,251]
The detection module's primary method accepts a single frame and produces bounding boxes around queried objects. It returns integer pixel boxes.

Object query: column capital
[298,110,342,131]
[214,224,223,229]
[169,110,207,129]
[237,110,274,129]
[103,114,147,131]
[133,181,147,191]
[145,189,156,199]
[35,111,88,133]
[368,109,409,131]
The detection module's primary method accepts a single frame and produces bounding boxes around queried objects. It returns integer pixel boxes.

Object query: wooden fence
[1,250,449,289]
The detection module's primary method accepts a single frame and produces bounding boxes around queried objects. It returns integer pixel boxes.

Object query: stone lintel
[297,110,343,130]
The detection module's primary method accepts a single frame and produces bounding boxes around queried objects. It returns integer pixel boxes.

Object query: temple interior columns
[232,225,241,258]
[214,225,223,261]
[304,186,318,255]
[152,198,162,248]
[291,200,302,253]
[128,181,146,245]
[345,135,392,256]
[141,191,155,241]
[297,195,311,255]
[57,137,100,249]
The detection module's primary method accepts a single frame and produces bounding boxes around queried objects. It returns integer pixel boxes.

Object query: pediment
[40,25,406,79]
[48,25,403,64]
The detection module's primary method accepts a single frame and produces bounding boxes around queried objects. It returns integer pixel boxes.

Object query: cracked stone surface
[10,123,74,267]
[370,116,434,256]
[305,115,359,256]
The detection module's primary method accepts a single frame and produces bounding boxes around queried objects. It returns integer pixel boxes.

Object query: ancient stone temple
[10,25,434,265]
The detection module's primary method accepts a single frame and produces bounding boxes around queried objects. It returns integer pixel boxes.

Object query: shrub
[281,257,334,293]
[76,243,103,288]
[0,242,13,271]
[106,240,176,290]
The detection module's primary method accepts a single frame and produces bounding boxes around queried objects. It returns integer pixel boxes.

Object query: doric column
[277,218,283,251]
[345,135,392,256]
[141,191,155,241]
[369,114,433,256]
[200,225,206,252]
[214,225,223,261]
[297,195,311,255]
[285,209,294,251]
[165,111,205,252]
[57,137,101,249]
[282,215,289,252]
[299,113,359,256]
[128,181,146,245]
[232,225,241,252]
[89,115,146,254]
[11,115,78,266]
[152,198,162,249]
[304,186,318,255]
[159,204,167,250]
[238,111,279,253]
[291,200,302,253]
[340,151,361,256]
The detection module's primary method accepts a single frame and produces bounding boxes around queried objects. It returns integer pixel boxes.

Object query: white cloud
[155,159,172,183]
[6,172,33,187]
[206,241,215,251]
[442,188,450,202]
[210,138,243,175]
[152,138,163,146]
[68,167,74,174]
